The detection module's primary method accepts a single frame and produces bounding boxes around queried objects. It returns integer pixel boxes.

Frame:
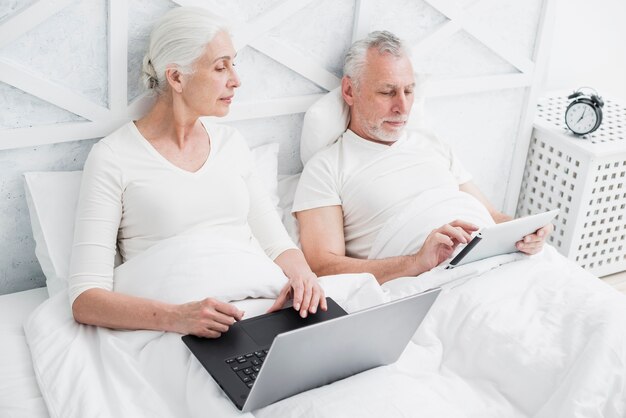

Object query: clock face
[565,102,598,134]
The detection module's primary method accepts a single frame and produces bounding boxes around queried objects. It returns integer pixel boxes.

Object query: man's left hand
[516,223,554,255]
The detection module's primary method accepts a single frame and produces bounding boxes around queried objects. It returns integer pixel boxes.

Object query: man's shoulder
[302,137,343,171]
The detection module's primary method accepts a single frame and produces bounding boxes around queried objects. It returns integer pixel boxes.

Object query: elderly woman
[68,7,325,338]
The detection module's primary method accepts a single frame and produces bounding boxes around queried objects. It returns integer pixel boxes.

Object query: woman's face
[180,31,240,117]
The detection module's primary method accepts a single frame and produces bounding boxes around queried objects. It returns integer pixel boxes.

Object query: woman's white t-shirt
[68,120,295,305]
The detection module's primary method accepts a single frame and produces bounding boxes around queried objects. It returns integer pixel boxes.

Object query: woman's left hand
[267,271,327,318]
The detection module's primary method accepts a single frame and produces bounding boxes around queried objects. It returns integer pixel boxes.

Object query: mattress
[0,287,49,418]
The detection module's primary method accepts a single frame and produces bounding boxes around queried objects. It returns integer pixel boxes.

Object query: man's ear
[165,67,184,94]
[341,76,354,106]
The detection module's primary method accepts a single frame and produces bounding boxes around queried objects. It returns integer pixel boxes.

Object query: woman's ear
[165,67,184,94]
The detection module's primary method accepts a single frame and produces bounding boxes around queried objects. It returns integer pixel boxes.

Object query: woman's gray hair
[141,7,229,95]
[342,31,408,87]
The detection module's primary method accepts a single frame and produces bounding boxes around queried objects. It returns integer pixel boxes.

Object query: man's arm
[296,206,475,284]
[459,181,553,254]
[459,181,512,223]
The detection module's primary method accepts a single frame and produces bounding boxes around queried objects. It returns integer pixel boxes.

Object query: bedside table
[516,91,626,277]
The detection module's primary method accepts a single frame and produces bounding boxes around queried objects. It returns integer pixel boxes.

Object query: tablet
[446,209,559,269]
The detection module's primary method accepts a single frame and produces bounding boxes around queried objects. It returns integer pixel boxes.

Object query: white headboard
[0,0,554,294]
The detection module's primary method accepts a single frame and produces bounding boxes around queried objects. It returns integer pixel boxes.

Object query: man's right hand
[173,298,244,338]
[413,220,479,272]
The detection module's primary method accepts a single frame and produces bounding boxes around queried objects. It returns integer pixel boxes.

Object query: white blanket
[369,188,496,260]
[25,230,626,417]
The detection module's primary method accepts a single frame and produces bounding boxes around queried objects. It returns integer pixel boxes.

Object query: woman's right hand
[172,298,244,338]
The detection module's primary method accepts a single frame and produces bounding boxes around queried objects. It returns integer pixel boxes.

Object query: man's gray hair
[342,31,408,86]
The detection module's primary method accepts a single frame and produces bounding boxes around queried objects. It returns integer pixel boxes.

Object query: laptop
[446,209,559,269]
[182,288,441,412]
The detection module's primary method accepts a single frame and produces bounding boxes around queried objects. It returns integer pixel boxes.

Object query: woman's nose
[229,68,241,88]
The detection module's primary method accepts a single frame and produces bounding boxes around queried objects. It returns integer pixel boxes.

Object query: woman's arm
[69,140,243,337]
[268,248,327,317]
[73,289,243,337]
[235,136,326,317]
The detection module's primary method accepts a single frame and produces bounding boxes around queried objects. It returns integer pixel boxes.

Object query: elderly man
[292,31,553,284]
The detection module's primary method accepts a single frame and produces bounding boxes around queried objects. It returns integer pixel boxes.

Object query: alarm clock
[564,87,604,135]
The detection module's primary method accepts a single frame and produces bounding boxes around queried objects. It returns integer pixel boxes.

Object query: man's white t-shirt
[292,129,472,259]
[68,120,295,305]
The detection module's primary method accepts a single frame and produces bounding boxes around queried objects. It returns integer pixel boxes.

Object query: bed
[2,1,626,417]
[4,117,626,417]
[6,222,626,418]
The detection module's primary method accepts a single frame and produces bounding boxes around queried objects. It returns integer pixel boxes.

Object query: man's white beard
[368,123,405,143]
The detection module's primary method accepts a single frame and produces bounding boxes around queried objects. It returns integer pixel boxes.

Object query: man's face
[343,49,415,143]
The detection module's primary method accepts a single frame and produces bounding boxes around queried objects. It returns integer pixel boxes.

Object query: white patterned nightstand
[516,91,626,277]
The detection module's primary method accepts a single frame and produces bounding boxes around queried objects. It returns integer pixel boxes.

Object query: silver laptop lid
[242,287,441,412]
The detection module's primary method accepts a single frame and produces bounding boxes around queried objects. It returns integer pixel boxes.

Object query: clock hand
[577,108,586,123]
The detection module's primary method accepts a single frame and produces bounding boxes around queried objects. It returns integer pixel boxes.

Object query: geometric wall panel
[235,47,326,101]
[0,0,555,294]
[127,0,178,103]
[414,30,519,78]
[0,0,108,106]
[463,0,544,60]
[268,0,356,77]
[0,0,38,25]
[369,0,448,42]
[0,82,86,129]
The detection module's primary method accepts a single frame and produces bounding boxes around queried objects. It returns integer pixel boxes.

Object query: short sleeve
[68,141,123,307]
[292,151,342,213]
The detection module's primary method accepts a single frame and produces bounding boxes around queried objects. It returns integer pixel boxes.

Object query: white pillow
[277,174,302,247]
[24,142,282,297]
[250,142,281,211]
[300,77,427,164]
[24,171,82,297]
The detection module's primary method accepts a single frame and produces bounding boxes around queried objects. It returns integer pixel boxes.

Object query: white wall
[0,0,549,294]
[543,0,626,101]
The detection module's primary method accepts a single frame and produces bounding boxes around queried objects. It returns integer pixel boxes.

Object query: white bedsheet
[0,288,49,418]
[24,230,626,418]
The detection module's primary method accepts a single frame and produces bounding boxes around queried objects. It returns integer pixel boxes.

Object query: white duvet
[25,213,626,417]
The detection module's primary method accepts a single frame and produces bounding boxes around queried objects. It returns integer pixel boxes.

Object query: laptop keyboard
[225,349,269,388]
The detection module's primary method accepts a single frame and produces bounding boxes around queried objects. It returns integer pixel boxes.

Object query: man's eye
[380,91,393,96]
[405,90,414,95]
[216,67,225,72]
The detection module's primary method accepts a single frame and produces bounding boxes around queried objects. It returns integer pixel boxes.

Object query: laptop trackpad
[240,309,329,346]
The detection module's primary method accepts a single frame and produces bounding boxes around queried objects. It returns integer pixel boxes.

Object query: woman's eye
[216,67,225,72]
